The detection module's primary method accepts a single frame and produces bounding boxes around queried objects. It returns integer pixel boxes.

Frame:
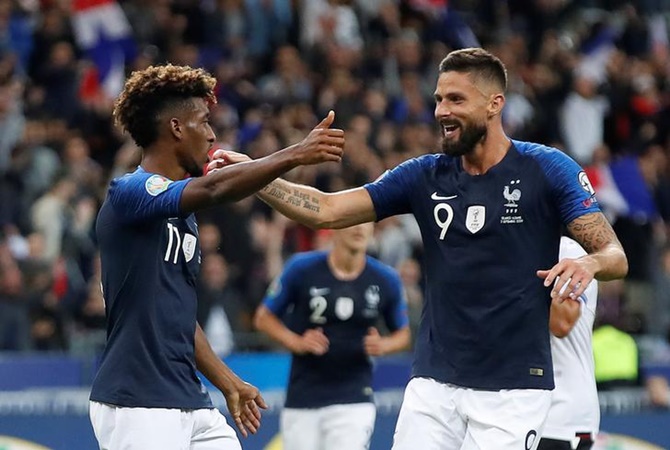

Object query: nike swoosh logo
[431,192,457,200]
[309,287,330,297]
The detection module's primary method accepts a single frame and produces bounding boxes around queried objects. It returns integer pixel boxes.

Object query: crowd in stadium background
[1,0,670,399]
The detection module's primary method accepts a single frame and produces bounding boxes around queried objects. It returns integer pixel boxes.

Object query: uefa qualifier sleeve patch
[145,174,173,196]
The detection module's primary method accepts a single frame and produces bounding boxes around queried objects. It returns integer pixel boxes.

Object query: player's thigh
[537,438,572,450]
[281,407,322,450]
[392,377,466,450]
[190,408,241,450]
[89,401,190,450]
[461,389,551,450]
[322,403,376,450]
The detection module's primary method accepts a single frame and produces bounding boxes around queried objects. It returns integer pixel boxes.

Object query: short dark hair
[438,48,507,92]
[113,64,217,148]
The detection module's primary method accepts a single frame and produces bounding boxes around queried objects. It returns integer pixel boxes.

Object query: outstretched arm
[206,148,377,229]
[537,212,627,302]
[194,324,267,437]
[180,112,344,213]
[258,179,376,229]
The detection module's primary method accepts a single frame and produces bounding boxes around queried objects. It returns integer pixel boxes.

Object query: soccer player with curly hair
[89,64,344,450]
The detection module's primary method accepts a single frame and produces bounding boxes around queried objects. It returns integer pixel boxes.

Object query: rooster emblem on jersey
[503,183,521,207]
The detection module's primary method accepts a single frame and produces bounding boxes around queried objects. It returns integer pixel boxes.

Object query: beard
[441,120,487,157]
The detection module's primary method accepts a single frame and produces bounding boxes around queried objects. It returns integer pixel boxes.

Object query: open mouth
[442,123,460,138]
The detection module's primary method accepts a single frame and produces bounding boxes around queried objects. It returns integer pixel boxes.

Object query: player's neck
[327,247,366,281]
[461,128,511,176]
[141,148,187,181]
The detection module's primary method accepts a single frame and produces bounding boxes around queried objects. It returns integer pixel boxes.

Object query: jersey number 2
[309,296,328,324]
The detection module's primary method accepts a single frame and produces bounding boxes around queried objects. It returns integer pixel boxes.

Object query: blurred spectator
[257,45,313,106]
[610,143,666,329]
[559,74,609,165]
[61,135,103,194]
[583,144,628,223]
[0,238,30,350]
[34,41,79,123]
[301,0,363,54]
[0,78,25,174]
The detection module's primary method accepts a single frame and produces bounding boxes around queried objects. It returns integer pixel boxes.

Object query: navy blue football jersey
[90,167,212,409]
[263,251,409,408]
[364,140,601,391]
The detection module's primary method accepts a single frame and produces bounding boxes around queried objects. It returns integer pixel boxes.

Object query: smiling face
[172,97,216,176]
[434,71,495,157]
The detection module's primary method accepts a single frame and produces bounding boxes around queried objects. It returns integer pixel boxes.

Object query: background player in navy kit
[538,236,599,450]
[89,65,345,450]
[253,222,410,450]
[212,47,628,450]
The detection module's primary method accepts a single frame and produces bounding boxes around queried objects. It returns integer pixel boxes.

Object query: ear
[488,93,505,118]
[169,118,182,140]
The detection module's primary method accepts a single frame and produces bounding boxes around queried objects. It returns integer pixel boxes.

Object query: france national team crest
[465,205,485,234]
[500,179,524,224]
[145,174,172,196]
[335,297,354,321]
[363,285,381,317]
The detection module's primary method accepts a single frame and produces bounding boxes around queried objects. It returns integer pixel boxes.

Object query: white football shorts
[89,401,240,450]
[392,377,552,450]
[281,402,376,450]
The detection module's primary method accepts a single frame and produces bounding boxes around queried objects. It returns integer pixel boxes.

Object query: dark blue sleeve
[363,156,426,221]
[262,255,302,316]
[107,173,191,223]
[534,147,601,224]
[380,267,409,331]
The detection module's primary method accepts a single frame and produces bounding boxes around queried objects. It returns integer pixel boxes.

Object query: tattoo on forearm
[262,181,321,213]
[568,212,619,253]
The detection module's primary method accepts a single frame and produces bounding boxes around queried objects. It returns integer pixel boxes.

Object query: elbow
[252,308,265,331]
[619,253,629,278]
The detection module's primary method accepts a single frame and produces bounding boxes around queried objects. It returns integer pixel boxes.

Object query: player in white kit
[538,236,599,450]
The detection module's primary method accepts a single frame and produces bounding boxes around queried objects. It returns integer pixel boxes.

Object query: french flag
[71,0,135,100]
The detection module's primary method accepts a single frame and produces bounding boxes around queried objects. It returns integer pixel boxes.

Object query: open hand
[537,257,596,303]
[225,381,268,438]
